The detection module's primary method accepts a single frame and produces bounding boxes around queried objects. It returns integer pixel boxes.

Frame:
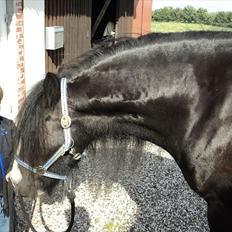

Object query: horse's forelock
[16,81,47,165]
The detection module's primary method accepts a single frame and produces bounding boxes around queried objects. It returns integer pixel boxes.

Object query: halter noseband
[15,78,78,181]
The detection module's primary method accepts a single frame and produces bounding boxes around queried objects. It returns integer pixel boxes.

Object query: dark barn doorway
[91,0,117,41]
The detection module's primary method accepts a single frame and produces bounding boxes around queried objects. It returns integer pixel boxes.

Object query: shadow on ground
[15,141,210,232]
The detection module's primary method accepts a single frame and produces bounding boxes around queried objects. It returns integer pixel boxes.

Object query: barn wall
[0,0,18,119]
[24,0,45,91]
[116,0,134,37]
[45,0,150,73]
[16,0,26,106]
[64,0,92,63]
[132,0,152,37]
[45,0,64,73]
[45,0,92,73]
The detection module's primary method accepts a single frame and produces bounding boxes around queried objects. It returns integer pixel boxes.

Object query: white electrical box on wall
[45,26,64,50]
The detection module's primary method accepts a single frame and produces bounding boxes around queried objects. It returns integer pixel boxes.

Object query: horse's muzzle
[7,160,37,198]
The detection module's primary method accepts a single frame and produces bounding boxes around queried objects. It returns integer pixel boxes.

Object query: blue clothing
[0,116,15,195]
[0,197,9,232]
[0,116,15,231]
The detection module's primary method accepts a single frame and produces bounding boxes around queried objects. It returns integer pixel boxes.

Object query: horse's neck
[72,63,198,154]
[70,41,232,192]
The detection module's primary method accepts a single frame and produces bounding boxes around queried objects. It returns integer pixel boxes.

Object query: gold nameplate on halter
[61,115,71,129]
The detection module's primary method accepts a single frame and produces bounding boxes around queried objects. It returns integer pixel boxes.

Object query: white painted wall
[24,0,45,92]
[0,0,18,120]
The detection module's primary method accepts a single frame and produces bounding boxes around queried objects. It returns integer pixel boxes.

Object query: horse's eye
[45,115,51,121]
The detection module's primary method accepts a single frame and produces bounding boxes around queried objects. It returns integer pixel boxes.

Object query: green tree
[196,8,209,24]
[152,7,175,22]
[182,6,198,23]
[173,8,184,22]
[215,11,229,24]
[152,6,232,28]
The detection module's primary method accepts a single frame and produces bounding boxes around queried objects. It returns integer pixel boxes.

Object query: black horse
[9,31,232,231]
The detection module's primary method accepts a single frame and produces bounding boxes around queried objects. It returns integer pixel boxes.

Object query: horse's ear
[43,72,60,109]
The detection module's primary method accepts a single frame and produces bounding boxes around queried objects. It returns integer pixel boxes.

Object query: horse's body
[9,31,232,231]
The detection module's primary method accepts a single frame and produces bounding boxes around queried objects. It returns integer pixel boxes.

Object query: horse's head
[9,73,82,197]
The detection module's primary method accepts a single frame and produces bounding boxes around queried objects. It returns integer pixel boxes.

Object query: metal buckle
[73,153,81,160]
[61,115,71,129]
[69,148,81,160]
[36,166,46,175]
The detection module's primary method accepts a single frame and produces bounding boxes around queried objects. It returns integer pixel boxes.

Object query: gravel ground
[15,142,210,232]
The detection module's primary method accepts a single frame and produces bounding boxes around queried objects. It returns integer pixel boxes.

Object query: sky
[152,0,232,12]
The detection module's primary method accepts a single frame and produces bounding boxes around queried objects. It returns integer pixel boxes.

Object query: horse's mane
[16,81,46,164]
[58,31,232,82]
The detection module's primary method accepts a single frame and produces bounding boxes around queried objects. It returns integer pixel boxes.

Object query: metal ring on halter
[36,166,46,175]
[61,115,72,129]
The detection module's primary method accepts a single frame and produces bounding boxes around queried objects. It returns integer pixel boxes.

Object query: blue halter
[15,78,80,181]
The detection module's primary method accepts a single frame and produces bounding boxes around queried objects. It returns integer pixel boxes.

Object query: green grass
[103,220,126,232]
[151,21,232,33]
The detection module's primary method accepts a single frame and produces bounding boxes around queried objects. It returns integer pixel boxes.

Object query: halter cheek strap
[15,78,76,181]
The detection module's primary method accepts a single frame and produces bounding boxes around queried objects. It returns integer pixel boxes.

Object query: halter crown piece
[16,78,76,181]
